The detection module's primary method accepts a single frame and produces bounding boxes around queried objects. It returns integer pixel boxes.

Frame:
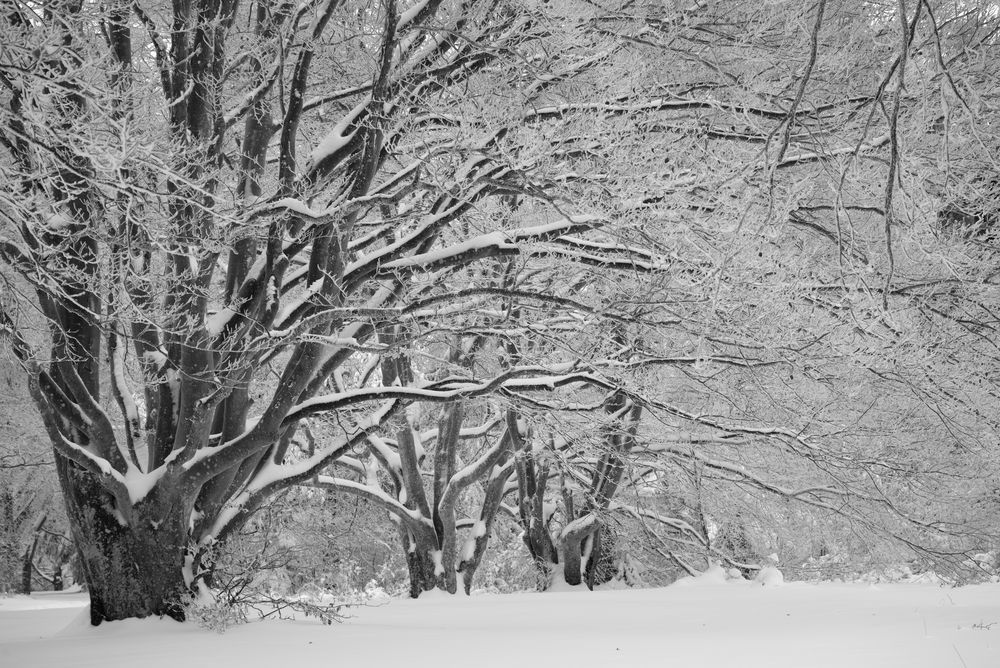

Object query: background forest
[2,0,1000,624]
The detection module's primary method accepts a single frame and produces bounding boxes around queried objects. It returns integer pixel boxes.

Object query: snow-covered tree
[0,0,660,622]
[4,0,1000,623]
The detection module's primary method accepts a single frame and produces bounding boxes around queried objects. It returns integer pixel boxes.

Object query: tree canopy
[1,0,999,623]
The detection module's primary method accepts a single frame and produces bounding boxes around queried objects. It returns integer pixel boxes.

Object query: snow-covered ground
[2,577,998,667]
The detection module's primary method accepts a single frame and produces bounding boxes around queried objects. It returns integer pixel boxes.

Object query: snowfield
[2,579,999,667]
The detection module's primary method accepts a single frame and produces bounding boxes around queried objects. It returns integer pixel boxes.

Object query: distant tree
[0,466,73,594]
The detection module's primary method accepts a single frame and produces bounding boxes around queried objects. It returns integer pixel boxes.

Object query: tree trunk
[529,551,558,589]
[562,536,585,587]
[561,514,599,588]
[51,543,72,591]
[584,525,618,589]
[20,535,38,595]
[58,461,191,624]
[20,513,46,595]
[403,535,444,598]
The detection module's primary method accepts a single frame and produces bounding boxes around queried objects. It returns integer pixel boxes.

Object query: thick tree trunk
[560,524,619,589]
[57,460,191,624]
[520,517,558,588]
[403,540,445,598]
[562,536,585,587]
[561,514,600,588]
[584,525,618,588]
[529,552,558,589]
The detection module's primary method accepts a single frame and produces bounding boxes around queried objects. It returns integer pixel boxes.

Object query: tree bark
[52,561,63,592]
[19,512,48,594]
[20,535,38,595]
[58,461,190,624]
[401,530,444,598]
[584,524,618,588]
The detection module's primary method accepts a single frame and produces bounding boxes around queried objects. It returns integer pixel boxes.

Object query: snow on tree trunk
[58,461,190,624]
[400,528,449,598]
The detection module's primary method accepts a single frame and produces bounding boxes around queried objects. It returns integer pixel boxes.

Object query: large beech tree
[0,0,661,622]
